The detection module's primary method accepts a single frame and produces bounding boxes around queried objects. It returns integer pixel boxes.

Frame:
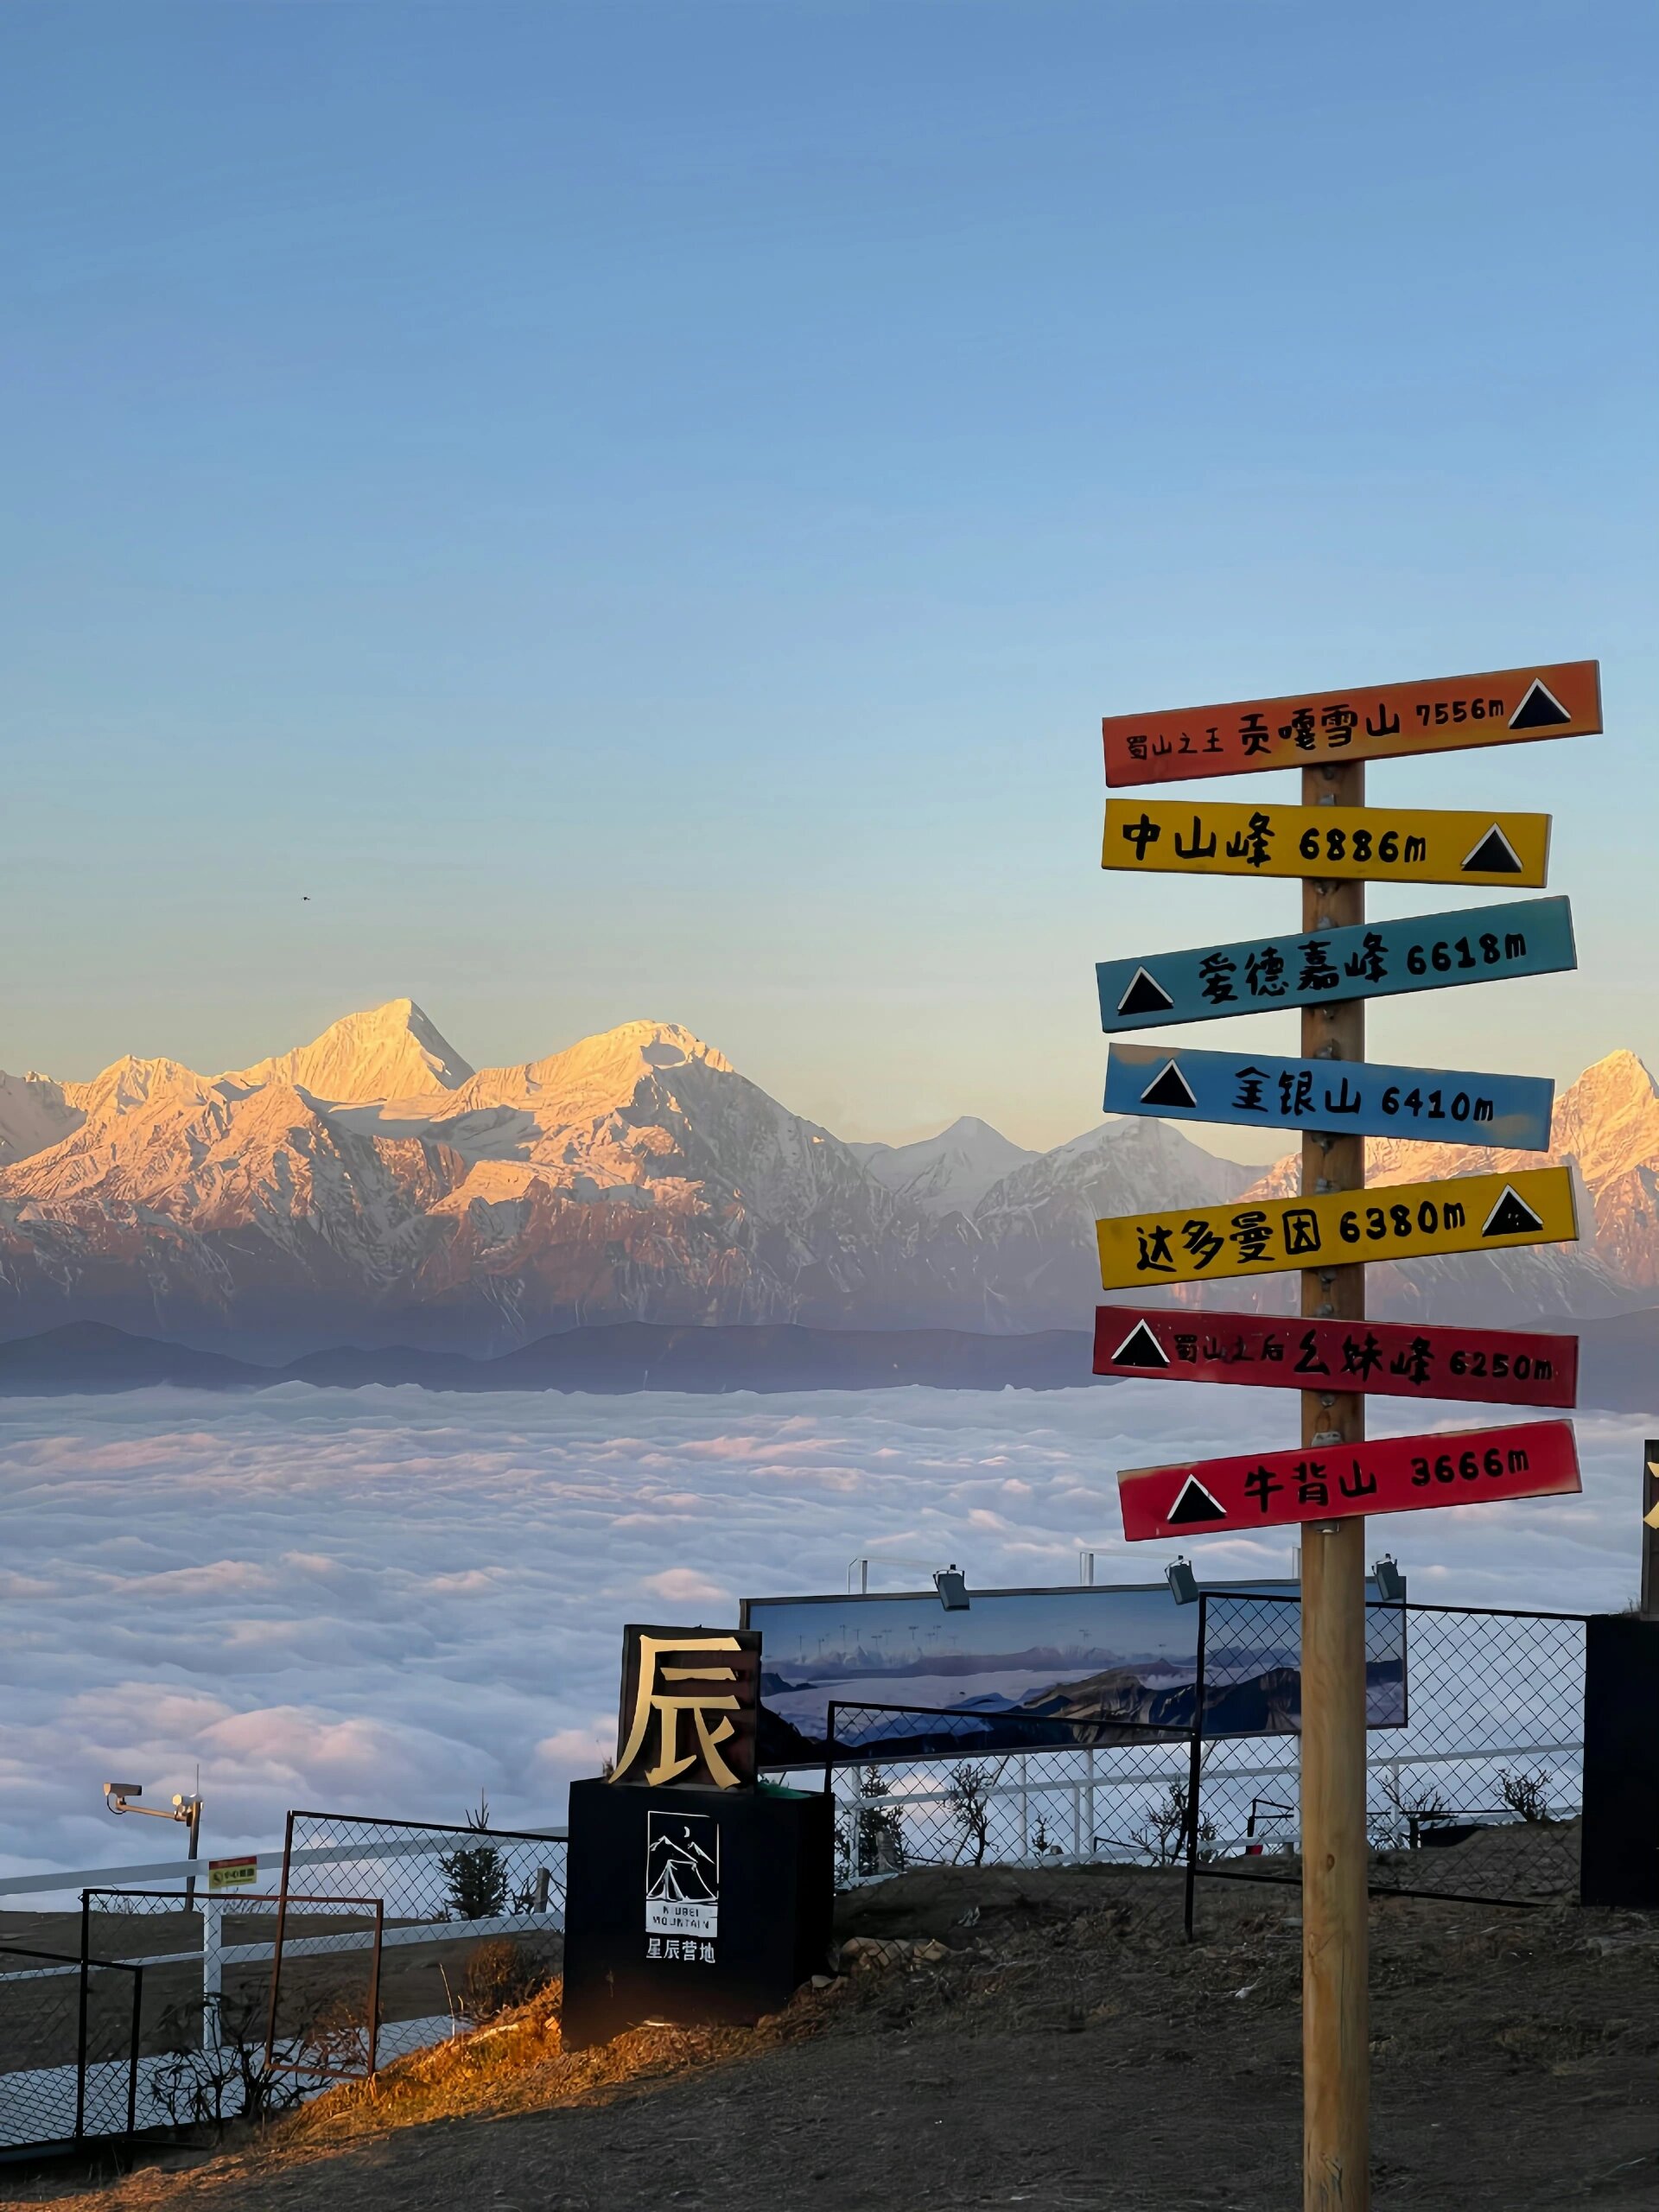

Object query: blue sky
[3,2,1653,1151]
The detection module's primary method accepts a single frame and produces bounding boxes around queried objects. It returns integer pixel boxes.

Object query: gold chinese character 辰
[614,1632,748,1788]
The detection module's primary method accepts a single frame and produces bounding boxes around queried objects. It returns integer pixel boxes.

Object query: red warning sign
[1116,1421,1580,1542]
[1093,1307,1578,1410]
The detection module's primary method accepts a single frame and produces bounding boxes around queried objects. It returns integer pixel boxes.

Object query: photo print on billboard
[741,1581,1406,1767]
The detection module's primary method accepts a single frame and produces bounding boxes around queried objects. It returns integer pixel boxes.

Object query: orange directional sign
[1116,1421,1581,1541]
[1103,660,1602,785]
[1103,799,1551,887]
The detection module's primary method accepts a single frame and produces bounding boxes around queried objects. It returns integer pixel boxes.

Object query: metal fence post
[1185,1594,1210,1941]
[201,1897,223,2053]
[264,1808,296,2069]
[365,1902,384,2079]
[126,1965,143,2140]
[74,1891,91,2144]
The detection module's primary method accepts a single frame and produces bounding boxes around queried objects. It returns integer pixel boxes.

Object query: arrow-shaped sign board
[1096,1166,1577,1292]
[1117,1421,1581,1541]
[1103,660,1602,786]
[1105,1044,1555,1151]
[1103,799,1551,887]
[1093,1306,1579,1410]
[1097,899,1577,1034]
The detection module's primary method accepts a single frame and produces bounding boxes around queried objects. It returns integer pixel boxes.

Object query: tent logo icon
[645,1810,721,1938]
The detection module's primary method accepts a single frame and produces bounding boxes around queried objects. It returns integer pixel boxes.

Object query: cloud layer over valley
[0,1384,1645,1883]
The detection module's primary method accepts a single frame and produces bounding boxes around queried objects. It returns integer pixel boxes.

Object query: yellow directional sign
[1096,1166,1577,1292]
[1103,799,1551,887]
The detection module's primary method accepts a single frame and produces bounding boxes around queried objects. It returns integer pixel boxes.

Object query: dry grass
[284,1974,798,2146]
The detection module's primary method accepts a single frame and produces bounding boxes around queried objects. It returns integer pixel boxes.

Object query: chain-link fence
[270,1810,566,2071]
[1186,1595,1587,1923]
[800,1600,1589,1925]
[0,1940,142,2152]
[80,1887,385,2132]
[824,1703,1195,1878]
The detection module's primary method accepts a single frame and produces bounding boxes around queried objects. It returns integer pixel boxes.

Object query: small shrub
[1128,1778,1216,1866]
[1498,1764,1553,1823]
[457,1936,553,2022]
[148,1988,341,2133]
[838,1766,908,1879]
[944,1764,993,1866]
[441,1796,512,1921]
[1372,1770,1451,1847]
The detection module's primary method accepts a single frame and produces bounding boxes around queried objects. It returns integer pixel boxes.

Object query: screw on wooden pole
[1300,758,1370,2212]
[1642,1442,1659,1622]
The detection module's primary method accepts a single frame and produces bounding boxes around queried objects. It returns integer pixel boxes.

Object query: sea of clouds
[0,1382,1647,1881]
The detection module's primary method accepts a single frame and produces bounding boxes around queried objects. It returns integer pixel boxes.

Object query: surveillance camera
[105,1783,142,1799]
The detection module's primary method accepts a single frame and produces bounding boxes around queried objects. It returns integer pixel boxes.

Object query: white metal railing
[829,1739,1585,1872]
[0,1903,568,1990]
[0,1825,572,2085]
[0,1827,568,1904]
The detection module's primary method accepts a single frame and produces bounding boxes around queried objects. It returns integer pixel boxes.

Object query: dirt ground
[3,1865,1656,2212]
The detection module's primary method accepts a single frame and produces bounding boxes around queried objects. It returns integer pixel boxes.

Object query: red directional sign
[1116,1421,1580,1542]
[1093,1307,1577,1410]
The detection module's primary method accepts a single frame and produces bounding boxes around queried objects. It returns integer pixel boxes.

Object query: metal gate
[269,1808,565,2072]
[0,1939,143,2154]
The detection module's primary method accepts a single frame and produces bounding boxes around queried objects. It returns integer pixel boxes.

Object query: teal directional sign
[1106,1043,1555,1151]
[1096,896,1575,1033]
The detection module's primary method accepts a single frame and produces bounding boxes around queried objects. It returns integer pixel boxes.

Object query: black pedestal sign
[561,1622,834,2047]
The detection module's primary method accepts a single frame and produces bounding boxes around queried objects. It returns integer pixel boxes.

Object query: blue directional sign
[1096,897,1575,1033]
[1106,1043,1556,1151]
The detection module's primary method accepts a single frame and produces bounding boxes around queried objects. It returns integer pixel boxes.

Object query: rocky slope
[0,1002,1651,1355]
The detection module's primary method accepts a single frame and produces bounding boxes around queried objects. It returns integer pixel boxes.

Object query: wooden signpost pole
[1300,757,1370,2211]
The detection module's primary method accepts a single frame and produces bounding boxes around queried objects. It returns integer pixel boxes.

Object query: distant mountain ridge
[0,1000,1652,1358]
[1,1314,1650,1408]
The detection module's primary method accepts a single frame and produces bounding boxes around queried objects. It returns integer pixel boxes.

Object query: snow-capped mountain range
[0,1001,1651,1357]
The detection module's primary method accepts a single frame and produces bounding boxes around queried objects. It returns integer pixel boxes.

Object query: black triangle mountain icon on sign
[1509,679,1572,732]
[1461,825,1524,874]
[1116,967,1173,1019]
[1111,1320,1172,1369]
[1482,1184,1546,1238]
[1166,1477,1228,1526]
[1139,1059,1198,1111]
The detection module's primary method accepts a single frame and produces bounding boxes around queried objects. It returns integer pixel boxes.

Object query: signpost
[1096,1164,1576,1291]
[1092,1306,1579,1410]
[1097,897,1576,1032]
[1116,1421,1581,1541]
[1103,660,1601,785]
[1103,798,1551,887]
[1104,1043,1554,1151]
[1090,654,1594,2210]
